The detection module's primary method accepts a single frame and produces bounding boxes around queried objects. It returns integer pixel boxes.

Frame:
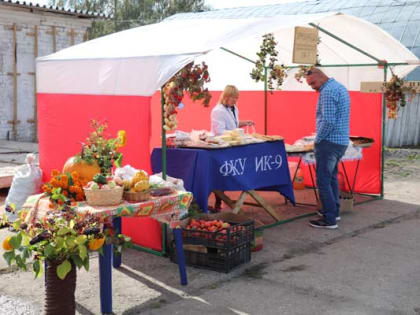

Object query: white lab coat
[211,104,239,136]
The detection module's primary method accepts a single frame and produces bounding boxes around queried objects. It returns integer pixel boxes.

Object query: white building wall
[0,5,92,141]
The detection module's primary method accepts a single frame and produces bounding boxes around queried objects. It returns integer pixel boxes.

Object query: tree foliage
[49,0,208,39]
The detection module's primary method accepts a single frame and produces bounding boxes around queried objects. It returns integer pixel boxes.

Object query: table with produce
[153,128,295,220]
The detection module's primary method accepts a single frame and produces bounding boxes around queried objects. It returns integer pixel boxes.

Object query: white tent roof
[37,12,419,95]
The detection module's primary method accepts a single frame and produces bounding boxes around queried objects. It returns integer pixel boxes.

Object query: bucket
[289,161,305,190]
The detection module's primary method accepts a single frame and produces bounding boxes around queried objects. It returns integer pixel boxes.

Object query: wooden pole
[67,28,76,46]
[47,26,58,52]
[7,23,21,140]
[26,25,39,142]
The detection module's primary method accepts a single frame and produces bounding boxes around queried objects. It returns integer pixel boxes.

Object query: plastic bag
[5,154,42,221]
[114,165,141,181]
[150,173,185,191]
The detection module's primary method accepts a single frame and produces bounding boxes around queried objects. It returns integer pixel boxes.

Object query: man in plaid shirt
[306,68,350,229]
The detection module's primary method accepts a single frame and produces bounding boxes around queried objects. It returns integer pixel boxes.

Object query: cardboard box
[340,192,354,212]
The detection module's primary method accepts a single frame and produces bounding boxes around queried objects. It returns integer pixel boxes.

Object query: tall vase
[44,260,77,315]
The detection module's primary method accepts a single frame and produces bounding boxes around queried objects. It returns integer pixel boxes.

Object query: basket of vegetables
[122,170,151,202]
[84,174,123,206]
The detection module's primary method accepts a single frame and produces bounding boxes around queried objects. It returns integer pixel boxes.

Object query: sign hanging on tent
[292,26,318,64]
[360,81,420,93]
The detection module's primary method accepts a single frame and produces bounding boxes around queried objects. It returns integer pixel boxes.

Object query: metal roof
[167,0,420,79]
[0,0,110,19]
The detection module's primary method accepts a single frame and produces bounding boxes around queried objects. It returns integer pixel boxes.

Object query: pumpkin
[62,156,101,183]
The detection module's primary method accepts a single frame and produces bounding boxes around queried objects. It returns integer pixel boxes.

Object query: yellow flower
[117,130,126,147]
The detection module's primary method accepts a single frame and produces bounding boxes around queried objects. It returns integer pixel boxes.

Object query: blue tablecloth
[151,141,295,212]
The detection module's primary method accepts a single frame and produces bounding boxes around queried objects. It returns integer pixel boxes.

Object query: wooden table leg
[213,190,236,209]
[232,191,247,214]
[173,228,188,286]
[247,190,281,221]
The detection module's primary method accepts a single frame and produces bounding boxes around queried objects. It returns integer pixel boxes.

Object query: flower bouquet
[42,170,86,207]
[65,120,126,176]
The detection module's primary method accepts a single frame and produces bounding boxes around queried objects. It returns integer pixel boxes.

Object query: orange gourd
[2,236,13,251]
[88,237,105,251]
[62,157,101,183]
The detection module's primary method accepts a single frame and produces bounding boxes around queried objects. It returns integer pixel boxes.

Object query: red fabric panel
[37,93,152,181]
[38,93,160,250]
[150,90,382,195]
[268,91,382,194]
[122,217,162,251]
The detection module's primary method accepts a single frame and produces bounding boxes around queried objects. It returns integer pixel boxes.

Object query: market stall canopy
[37,12,419,94]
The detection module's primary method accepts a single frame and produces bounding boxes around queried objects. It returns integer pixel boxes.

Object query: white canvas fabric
[37,12,419,95]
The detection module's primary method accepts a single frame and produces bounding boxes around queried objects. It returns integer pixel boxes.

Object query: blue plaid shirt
[315,78,350,146]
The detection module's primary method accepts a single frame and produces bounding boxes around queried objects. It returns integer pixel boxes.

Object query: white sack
[5,154,42,221]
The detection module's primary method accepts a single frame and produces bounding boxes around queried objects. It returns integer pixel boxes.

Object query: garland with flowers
[162,62,211,131]
[294,65,314,83]
[384,72,416,119]
[250,33,288,92]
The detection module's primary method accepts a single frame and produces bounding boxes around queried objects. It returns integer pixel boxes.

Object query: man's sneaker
[309,218,338,229]
[317,211,341,221]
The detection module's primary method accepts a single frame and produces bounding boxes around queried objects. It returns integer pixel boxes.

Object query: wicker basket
[84,186,123,206]
[123,190,151,202]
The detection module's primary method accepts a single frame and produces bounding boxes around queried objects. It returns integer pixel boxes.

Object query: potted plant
[2,192,130,315]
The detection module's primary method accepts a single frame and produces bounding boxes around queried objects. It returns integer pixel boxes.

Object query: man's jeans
[315,140,347,224]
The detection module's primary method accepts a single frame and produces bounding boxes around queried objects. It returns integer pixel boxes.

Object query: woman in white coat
[210,85,254,211]
[211,85,254,136]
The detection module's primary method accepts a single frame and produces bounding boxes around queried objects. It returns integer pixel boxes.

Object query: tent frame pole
[381,65,388,199]
[286,62,409,68]
[161,88,167,180]
[309,23,382,63]
[264,66,268,135]
[221,47,256,64]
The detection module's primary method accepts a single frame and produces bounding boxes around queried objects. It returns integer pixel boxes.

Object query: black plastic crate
[181,219,254,249]
[171,242,251,273]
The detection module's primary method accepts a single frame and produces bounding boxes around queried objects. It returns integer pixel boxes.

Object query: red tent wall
[150,90,382,194]
[37,93,161,251]
[38,93,152,181]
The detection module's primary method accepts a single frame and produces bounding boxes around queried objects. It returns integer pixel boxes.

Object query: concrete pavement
[1,195,419,314]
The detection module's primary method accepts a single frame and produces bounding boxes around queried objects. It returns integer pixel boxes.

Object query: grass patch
[206,283,221,290]
[385,160,401,168]
[281,264,307,272]
[407,154,420,161]
[242,263,268,279]
[149,299,167,309]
